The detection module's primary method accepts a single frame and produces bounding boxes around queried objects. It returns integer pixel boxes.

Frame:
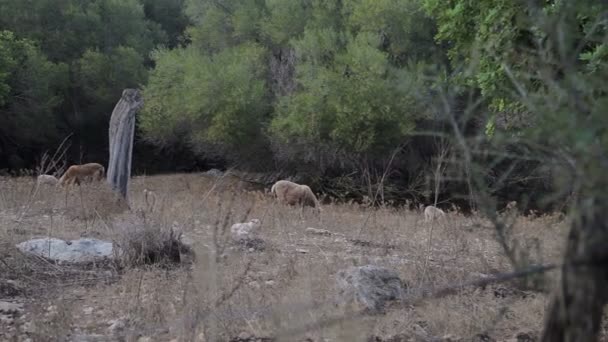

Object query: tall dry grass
[0,173,573,341]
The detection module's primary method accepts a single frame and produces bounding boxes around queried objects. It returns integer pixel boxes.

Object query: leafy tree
[75,46,147,107]
[141,43,269,157]
[142,0,190,48]
[0,0,176,165]
[424,1,608,339]
[271,32,426,154]
[0,31,67,168]
[142,0,440,169]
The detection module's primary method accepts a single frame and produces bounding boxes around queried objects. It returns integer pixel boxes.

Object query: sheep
[270,180,321,214]
[424,205,446,222]
[230,219,261,241]
[37,174,59,186]
[59,163,105,186]
[505,201,517,211]
[143,188,157,212]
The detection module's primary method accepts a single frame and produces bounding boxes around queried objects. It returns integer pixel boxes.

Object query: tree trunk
[541,196,608,341]
[107,89,143,200]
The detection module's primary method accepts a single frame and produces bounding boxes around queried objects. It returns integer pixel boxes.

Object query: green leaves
[141,0,442,160]
[0,30,67,144]
[272,30,425,154]
[141,43,269,151]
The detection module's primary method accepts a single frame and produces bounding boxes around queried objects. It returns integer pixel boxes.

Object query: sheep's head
[249,219,261,227]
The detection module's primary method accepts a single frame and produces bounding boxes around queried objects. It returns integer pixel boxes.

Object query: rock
[71,334,108,342]
[16,238,114,263]
[471,333,495,342]
[0,301,23,315]
[305,227,333,236]
[368,335,410,342]
[231,219,261,242]
[295,249,309,254]
[336,265,407,313]
[0,279,23,297]
[205,169,224,177]
[514,332,537,342]
[0,315,14,324]
[107,317,127,334]
[21,321,35,334]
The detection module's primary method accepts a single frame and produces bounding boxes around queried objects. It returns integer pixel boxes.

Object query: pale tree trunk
[542,196,608,341]
[107,89,143,200]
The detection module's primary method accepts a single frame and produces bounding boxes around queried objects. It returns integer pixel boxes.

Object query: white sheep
[424,205,446,222]
[230,219,261,241]
[143,188,157,212]
[37,174,59,186]
[270,180,321,214]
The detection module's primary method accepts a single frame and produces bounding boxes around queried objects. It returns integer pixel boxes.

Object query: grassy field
[0,173,585,341]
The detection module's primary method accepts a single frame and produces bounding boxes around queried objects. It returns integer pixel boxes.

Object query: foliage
[0,31,67,153]
[0,0,189,168]
[141,43,268,153]
[143,0,440,164]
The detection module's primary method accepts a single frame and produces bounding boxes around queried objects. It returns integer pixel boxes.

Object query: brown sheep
[271,180,321,214]
[59,163,105,186]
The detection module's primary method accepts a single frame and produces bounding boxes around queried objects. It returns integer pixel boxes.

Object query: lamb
[37,174,59,186]
[424,205,446,222]
[59,163,105,186]
[270,180,321,213]
[230,219,261,241]
[143,188,157,212]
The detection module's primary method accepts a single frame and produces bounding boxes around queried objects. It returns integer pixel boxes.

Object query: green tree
[142,0,190,48]
[141,43,269,157]
[143,0,439,166]
[0,0,175,165]
[424,1,608,339]
[0,31,67,168]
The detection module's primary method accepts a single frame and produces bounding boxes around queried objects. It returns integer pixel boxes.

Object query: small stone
[83,307,94,315]
[265,280,276,286]
[46,305,57,315]
[0,315,14,324]
[238,331,252,339]
[138,337,152,342]
[515,332,537,342]
[21,321,35,334]
[305,227,332,236]
[107,318,126,334]
[296,249,309,254]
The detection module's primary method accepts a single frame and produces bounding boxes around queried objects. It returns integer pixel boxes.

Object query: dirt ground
[0,173,598,341]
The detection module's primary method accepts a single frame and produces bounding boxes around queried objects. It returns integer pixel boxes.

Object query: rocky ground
[0,173,590,341]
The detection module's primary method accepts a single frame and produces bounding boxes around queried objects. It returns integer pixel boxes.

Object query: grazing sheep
[230,219,261,241]
[424,205,446,222]
[59,163,105,186]
[37,174,59,186]
[270,180,321,213]
[505,201,517,211]
[143,189,157,212]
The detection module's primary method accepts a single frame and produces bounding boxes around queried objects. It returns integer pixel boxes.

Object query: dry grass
[0,173,579,341]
